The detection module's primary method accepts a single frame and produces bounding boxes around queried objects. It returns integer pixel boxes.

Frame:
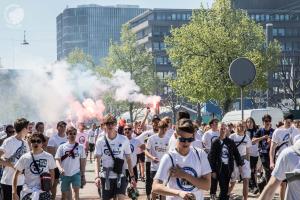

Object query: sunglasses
[31,139,42,144]
[178,137,195,143]
[105,122,115,126]
[124,128,132,131]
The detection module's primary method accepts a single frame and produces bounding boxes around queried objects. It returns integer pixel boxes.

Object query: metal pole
[241,87,244,121]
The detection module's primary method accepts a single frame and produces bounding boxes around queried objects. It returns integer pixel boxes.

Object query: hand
[12,192,19,200]
[95,177,101,188]
[60,169,65,176]
[170,165,187,179]
[153,157,159,163]
[263,135,269,140]
[211,172,217,179]
[270,162,275,170]
[130,177,137,188]
[178,191,196,200]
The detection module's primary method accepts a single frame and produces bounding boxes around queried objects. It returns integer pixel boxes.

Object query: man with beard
[0,118,30,200]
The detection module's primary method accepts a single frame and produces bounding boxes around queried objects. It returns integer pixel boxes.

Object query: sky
[0,0,212,68]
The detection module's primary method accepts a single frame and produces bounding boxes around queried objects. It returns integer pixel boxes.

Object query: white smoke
[0,61,160,125]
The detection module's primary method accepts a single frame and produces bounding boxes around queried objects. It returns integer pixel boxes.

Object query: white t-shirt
[47,133,67,149]
[272,145,300,200]
[55,142,86,176]
[166,128,175,140]
[146,134,169,171]
[124,138,142,169]
[246,130,259,157]
[168,134,203,151]
[272,127,300,157]
[14,151,56,189]
[95,134,131,178]
[202,130,220,151]
[0,136,30,185]
[88,129,96,144]
[229,133,252,157]
[154,147,211,200]
[221,141,229,164]
[136,130,155,162]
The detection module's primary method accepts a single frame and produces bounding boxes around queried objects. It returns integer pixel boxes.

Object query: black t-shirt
[254,128,274,155]
[247,128,257,139]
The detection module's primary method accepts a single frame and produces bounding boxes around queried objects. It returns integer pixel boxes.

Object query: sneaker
[253,187,259,194]
[210,194,217,200]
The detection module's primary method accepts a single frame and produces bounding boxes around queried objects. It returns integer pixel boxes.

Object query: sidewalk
[56,160,279,200]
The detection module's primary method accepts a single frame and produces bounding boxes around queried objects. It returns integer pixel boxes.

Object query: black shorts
[137,152,145,163]
[101,177,128,200]
[89,143,95,152]
[1,184,22,200]
[54,167,60,180]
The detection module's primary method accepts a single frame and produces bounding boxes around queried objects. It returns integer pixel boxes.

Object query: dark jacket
[208,137,244,175]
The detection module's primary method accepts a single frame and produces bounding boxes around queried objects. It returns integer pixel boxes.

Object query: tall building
[128,9,193,96]
[56,5,147,64]
[234,0,300,110]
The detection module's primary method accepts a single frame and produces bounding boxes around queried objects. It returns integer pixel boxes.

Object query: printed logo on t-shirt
[222,145,229,159]
[130,144,134,153]
[14,145,28,161]
[154,145,167,153]
[176,167,197,191]
[79,136,86,144]
[211,136,218,143]
[104,143,122,156]
[30,159,47,174]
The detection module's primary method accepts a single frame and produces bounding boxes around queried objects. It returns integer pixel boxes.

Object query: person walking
[55,126,86,200]
[152,118,211,200]
[12,133,56,200]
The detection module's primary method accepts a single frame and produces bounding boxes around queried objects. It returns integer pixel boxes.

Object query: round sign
[229,58,256,87]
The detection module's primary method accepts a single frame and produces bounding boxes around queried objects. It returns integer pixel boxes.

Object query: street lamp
[21,30,29,45]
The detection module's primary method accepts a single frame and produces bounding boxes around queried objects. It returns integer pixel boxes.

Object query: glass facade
[57,5,147,64]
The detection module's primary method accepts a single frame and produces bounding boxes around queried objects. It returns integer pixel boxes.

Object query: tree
[67,48,95,69]
[165,0,281,113]
[104,24,155,122]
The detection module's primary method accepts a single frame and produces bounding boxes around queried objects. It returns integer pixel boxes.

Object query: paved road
[56,161,279,200]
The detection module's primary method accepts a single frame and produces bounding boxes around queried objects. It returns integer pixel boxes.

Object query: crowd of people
[0,110,300,200]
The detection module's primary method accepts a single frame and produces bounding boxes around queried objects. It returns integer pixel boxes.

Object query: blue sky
[0,0,212,68]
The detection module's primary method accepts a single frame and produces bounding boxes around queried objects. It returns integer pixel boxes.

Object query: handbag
[104,136,124,174]
[31,153,52,192]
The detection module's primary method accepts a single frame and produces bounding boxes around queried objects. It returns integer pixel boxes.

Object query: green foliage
[67,48,95,69]
[104,24,155,95]
[165,0,281,112]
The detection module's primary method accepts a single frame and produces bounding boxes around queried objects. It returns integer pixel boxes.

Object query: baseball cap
[152,115,161,122]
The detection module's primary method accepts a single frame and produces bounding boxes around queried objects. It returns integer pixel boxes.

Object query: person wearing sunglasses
[55,126,86,200]
[0,118,30,200]
[12,133,56,200]
[94,114,136,200]
[269,113,300,200]
[144,120,169,200]
[252,114,274,191]
[123,124,145,183]
[152,118,211,200]
[209,123,243,200]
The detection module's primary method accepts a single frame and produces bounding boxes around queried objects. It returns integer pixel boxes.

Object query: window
[177,14,181,20]
[160,42,165,50]
[274,72,278,79]
[280,14,285,21]
[273,87,278,94]
[275,14,280,21]
[182,13,187,20]
[273,28,278,36]
[265,14,270,21]
[256,14,260,21]
[172,14,176,20]
[285,14,290,21]
[153,42,160,50]
[155,57,163,64]
[278,28,285,36]
[260,14,265,21]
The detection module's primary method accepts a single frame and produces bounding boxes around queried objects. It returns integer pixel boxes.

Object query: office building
[234,0,300,109]
[57,5,147,63]
[128,9,193,96]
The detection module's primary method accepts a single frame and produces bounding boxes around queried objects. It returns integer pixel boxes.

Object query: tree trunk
[129,103,134,123]
[197,102,202,123]
[172,107,177,124]
[222,97,232,116]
